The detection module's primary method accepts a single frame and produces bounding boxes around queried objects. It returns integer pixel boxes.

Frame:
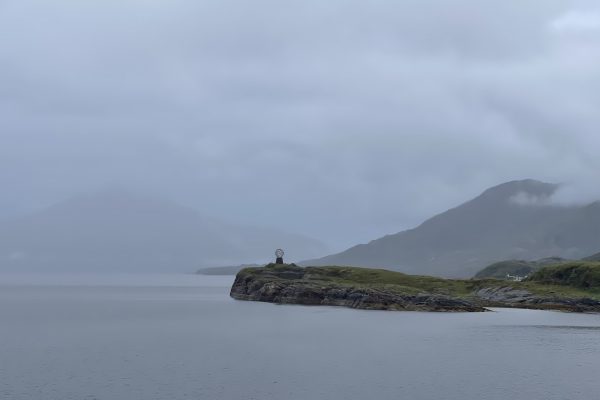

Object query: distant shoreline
[197,264,262,276]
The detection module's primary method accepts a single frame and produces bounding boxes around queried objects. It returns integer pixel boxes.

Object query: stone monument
[275,248,284,264]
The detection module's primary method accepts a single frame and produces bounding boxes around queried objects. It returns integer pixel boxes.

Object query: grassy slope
[243,262,600,300]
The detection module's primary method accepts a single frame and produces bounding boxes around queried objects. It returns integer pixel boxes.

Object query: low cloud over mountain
[306,180,600,277]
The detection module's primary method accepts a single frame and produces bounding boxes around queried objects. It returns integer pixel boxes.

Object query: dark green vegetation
[526,262,600,290]
[231,263,600,312]
[474,257,566,279]
[306,180,600,278]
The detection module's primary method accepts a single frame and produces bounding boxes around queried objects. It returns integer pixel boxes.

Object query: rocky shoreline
[230,264,600,313]
[474,287,600,312]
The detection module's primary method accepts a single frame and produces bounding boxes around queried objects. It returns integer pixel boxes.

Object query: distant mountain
[0,189,328,272]
[305,179,600,278]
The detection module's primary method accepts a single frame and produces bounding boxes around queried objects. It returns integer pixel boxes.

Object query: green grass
[303,265,477,296]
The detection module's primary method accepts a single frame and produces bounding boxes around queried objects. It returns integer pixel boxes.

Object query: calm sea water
[0,274,599,400]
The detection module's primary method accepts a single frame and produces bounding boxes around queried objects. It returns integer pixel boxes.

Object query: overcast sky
[1,0,600,249]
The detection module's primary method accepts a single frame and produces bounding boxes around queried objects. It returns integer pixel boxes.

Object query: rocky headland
[230,262,600,313]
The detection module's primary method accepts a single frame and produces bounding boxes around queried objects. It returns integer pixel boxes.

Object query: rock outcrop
[231,264,485,312]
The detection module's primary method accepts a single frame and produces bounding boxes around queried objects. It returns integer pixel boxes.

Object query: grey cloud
[1,0,600,249]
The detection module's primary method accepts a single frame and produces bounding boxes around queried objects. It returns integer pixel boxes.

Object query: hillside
[305,180,600,278]
[0,190,328,272]
[474,257,566,279]
[474,260,539,279]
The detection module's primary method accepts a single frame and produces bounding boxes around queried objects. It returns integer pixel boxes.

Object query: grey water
[1,274,599,400]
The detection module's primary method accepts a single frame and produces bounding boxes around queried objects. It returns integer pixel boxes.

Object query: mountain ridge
[305,179,600,278]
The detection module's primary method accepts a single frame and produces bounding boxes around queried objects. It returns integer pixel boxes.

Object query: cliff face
[230,264,600,313]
